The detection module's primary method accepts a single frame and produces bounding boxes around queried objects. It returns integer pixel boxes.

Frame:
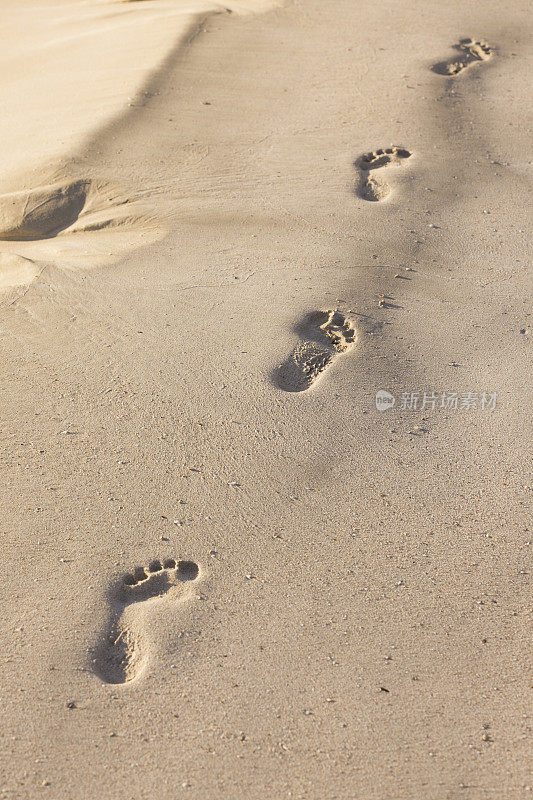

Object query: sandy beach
[0,0,531,797]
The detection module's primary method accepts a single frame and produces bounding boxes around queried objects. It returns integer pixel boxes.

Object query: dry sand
[0,0,531,798]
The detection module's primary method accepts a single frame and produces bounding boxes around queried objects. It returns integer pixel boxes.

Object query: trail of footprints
[352,38,493,203]
[93,558,200,685]
[274,36,494,392]
[79,36,496,679]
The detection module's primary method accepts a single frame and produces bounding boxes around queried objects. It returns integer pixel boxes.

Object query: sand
[0,0,531,798]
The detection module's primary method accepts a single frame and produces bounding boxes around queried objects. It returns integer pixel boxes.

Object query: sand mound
[0,179,163,293]
[0,181,90,241]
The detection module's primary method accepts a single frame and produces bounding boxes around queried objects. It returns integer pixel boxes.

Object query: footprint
[93,558,200,685]
[355,146,412,202]
[432,38,493,76]
[275,310,356,392]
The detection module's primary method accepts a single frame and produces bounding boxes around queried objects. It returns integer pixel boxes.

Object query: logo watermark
[375,389,396,411]
[375,391,497,412]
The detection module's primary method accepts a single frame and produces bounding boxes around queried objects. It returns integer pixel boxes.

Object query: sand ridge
[0,179,162,294]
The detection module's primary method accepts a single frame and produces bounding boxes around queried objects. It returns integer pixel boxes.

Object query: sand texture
[0,0,531,798]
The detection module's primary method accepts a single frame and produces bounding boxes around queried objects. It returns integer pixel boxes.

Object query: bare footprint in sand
[93,558,200,685]
[275,310,356,392]
[355,146,412,201]
[432,38,493,76]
